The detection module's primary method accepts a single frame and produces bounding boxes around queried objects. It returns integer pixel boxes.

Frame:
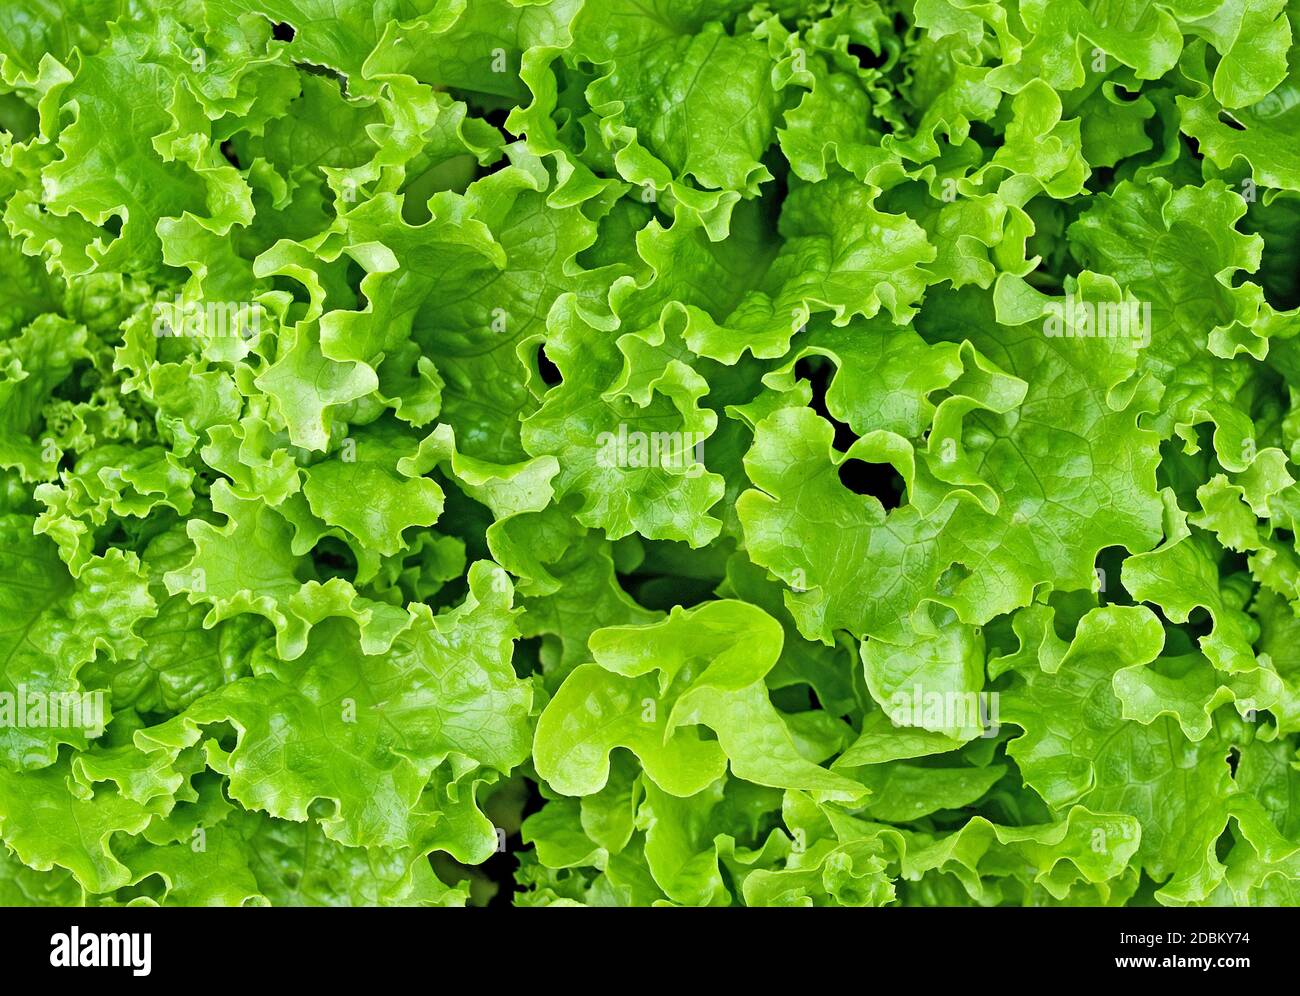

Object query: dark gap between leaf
[838,459,904,510]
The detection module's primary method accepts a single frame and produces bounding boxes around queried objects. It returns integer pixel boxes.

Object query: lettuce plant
[0,0,1299,907]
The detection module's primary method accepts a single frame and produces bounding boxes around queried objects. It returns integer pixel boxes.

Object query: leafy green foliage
[1,0,1298,906]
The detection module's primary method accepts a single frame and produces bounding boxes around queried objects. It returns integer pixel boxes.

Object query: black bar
[0,908,1278,982]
